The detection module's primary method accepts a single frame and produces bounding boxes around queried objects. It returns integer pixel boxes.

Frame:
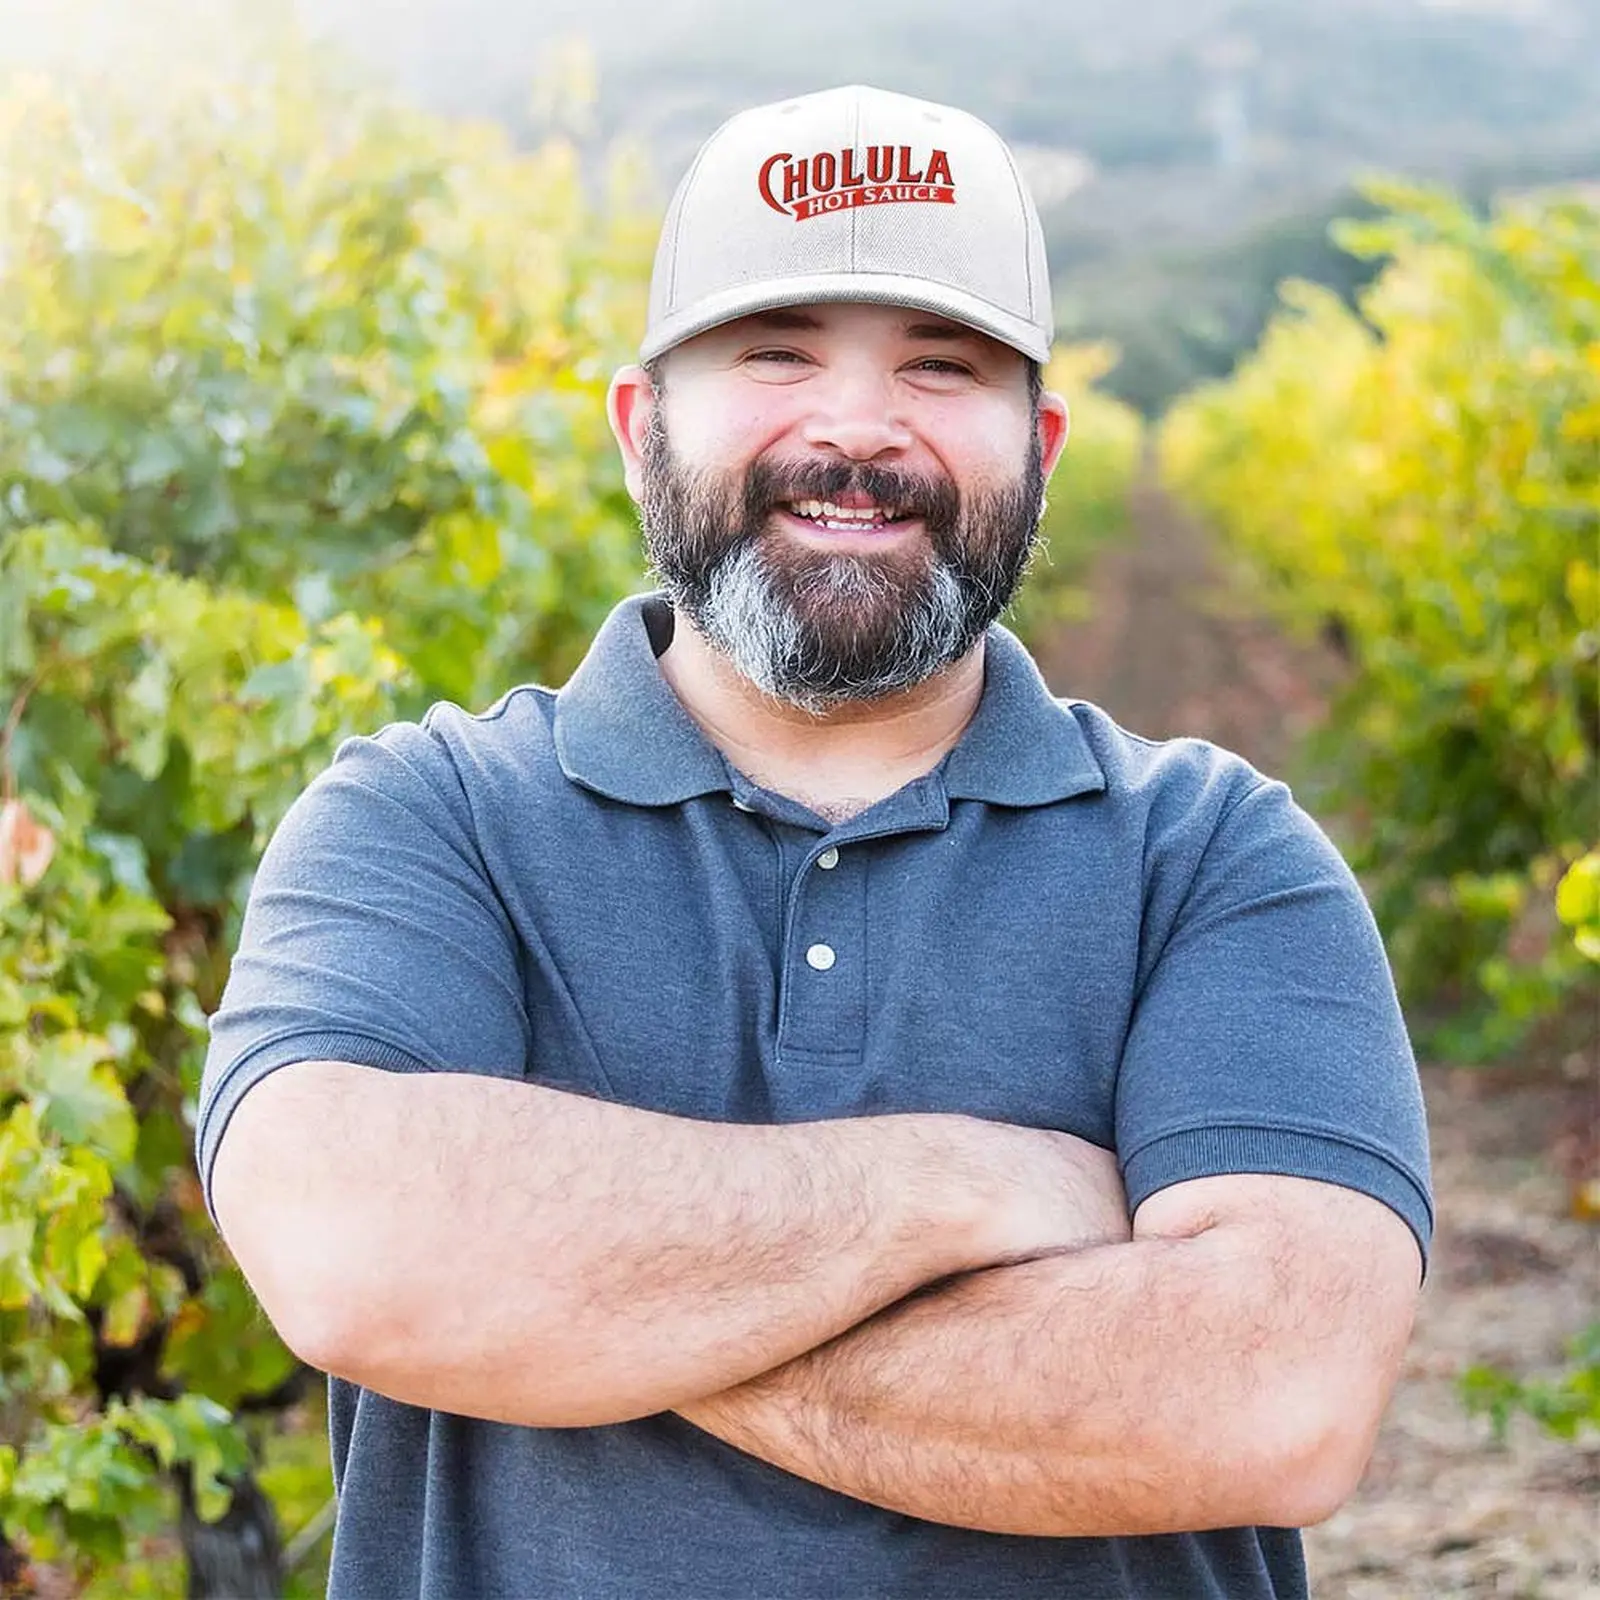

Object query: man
[201,84,1431,1599]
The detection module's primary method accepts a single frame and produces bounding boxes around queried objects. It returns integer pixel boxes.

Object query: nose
[799,365,914,461]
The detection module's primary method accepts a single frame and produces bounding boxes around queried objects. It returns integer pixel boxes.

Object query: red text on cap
[758,146,956,221]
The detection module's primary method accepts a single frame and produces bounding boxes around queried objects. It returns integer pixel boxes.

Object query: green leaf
[180,474,240,546]
[122,654,175,781]
[45,405,120,463]
[124,433,187,490]
[27,1035,137,1162]
[161,1268,297,1410]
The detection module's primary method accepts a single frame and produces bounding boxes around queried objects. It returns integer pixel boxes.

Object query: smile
[783,499,912,532]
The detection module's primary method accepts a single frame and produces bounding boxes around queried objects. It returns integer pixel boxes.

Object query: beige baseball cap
[641,84,1054,365]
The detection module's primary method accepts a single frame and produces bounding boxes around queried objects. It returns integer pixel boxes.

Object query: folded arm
[212,1059,1123,1428]
[207,723,1134,1433]
[678,1172,1423,1535]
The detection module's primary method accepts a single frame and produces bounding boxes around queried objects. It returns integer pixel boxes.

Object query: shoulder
[1051,699,1363,936]
[320,684,561,814]
[253,687,566,880]
[1057,697,1280,841]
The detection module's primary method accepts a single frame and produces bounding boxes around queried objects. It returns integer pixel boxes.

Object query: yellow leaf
[102,1281,154,1347]
[72,1230,108,1299]
[1559,402,1600,442]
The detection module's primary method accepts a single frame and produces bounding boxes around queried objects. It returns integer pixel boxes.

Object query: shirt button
[805,943,836,972]
[816,847,840,870]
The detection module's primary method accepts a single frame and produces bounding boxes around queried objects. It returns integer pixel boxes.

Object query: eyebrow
[741,310,979,343]
[902,321,978,343]
[747,309,824,331]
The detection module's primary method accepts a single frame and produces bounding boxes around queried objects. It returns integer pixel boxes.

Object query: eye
[906,357,977,383]
[740,347,815,384]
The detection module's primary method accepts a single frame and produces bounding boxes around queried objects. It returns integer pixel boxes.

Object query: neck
[657,614,986,819]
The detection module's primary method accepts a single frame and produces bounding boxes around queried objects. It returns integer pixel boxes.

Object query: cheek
[671,391,801,474]
[924,403,1034,487]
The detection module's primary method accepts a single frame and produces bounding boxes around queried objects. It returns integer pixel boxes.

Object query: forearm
[680,1208,1411,1535]
[215,1060,1020,1427]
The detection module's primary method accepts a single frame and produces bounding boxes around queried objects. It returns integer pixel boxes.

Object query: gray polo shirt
[199,592,1432,1600]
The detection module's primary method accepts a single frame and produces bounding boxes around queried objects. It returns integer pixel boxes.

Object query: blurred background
[0,2,1595,1596]
[11,0,1600,413]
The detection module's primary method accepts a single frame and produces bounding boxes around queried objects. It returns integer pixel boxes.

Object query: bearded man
[201,85,1431,1600]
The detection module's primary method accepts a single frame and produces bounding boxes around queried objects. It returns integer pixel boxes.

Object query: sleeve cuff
[195,1031,434,1227]
[1121,1124,1435,1273]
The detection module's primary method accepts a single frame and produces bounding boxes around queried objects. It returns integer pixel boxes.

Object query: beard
[637,408,1047,714]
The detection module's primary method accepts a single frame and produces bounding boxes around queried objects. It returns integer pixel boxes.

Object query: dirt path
[1038,476,1600,1599]
[1034,470,1343,779]
[1311,1066,1598,1599]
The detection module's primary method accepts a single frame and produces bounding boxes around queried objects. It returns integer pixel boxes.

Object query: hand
[941,1118,1131,1269]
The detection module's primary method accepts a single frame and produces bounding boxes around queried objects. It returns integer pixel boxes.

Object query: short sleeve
[1115,777,1434,1265]
[195,715,531,1217]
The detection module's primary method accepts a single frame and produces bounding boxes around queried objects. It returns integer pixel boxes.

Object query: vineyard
[1,43,1596,1600]
[1160,180,1599,1065]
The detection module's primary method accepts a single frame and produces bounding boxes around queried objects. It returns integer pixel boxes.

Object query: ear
[608,364,660,502]
[1036,388,1071,481]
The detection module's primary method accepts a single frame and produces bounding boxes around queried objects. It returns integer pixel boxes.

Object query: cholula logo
[758,146,956,222]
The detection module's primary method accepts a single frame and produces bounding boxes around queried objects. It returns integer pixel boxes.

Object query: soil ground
[1037,475,1600,1599]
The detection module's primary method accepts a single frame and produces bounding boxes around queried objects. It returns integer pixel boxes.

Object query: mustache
[741,456,960,530]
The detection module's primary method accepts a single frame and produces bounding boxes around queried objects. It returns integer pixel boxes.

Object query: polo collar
[940,621,1107,807]
[553,593,1106,810]
[553,595,732,806]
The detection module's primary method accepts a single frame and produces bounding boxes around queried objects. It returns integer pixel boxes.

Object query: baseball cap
[640,84,1054,365]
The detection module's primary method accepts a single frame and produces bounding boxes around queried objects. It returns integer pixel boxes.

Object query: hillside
[307,0,1600,408]
[6,0,1600,405]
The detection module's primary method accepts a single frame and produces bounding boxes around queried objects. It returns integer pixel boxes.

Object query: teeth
[789,500,901,523]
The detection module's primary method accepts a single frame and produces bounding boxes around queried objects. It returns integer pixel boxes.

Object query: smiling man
[200,85,1432,1599]
[632,303,1051,711]
[618,298,1062,822]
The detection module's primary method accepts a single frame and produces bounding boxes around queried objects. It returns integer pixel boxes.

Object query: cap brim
[638,271,1052,366]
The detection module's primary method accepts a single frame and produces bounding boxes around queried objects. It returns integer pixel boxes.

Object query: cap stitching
[641,283,1049,365]
[650,272,1040,332]
[665,112,739,312]
[995,130,1036,319]
[848,91,861,272]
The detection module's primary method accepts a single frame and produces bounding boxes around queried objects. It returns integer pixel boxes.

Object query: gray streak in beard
[700,544,971,716]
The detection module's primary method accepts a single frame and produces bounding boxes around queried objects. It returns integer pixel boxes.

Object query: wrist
[875,1114,1024,1277]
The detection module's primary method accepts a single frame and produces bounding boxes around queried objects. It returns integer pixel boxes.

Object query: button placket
[776,841,867,1060]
